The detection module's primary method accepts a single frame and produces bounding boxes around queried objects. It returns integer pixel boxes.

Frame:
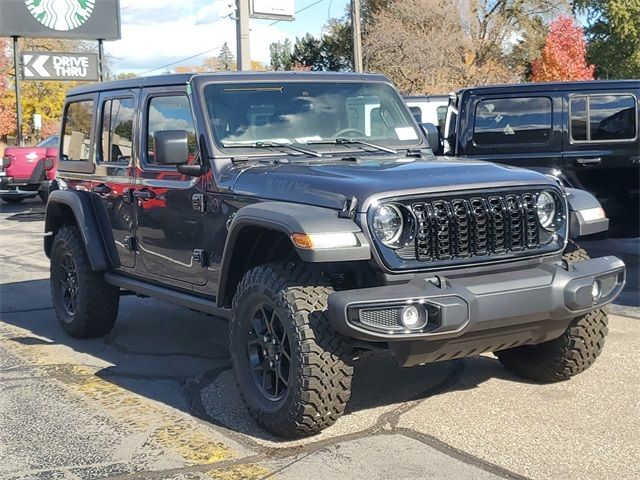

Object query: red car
[0,135,58,204]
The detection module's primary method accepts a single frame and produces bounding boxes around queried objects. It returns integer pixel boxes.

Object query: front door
[91,91,137,269]
[134,89,207,286]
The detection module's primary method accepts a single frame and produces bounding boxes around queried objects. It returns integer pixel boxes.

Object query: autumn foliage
[531,16,595,82]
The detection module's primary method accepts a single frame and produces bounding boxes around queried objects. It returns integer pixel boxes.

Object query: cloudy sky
[106,0,350,75]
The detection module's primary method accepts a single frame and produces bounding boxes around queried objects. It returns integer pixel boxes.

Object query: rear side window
[570,94,637,142]
[62,100,93,161]
[146,95,197,165]
[101,98,134,163]
[473,97,552,146]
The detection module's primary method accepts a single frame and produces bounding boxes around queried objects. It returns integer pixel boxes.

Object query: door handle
[91,183,111,195]
[132,188,155,200]
[576,157,602,165]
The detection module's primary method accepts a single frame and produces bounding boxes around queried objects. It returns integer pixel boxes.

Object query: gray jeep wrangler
[45,72,625,438]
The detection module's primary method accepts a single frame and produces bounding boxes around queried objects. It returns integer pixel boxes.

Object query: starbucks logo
[25,0,95,31]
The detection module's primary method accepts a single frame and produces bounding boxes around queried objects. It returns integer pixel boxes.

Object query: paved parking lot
[1,199,639,480]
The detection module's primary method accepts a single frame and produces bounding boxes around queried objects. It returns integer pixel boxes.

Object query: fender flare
[44,190,112,270]
[565,188,609,238]
[216,201,370,306]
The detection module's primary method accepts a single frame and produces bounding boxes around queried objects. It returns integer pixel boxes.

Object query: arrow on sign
[32,55,50,77]
[23,54,50,78]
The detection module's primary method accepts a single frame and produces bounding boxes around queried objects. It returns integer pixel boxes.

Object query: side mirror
[420,122,442,155]
[154,130,189,165]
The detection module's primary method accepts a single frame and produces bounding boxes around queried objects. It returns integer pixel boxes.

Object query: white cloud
[107,0,292,74]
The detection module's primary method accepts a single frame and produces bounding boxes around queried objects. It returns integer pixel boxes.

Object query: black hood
[227,156,556,212]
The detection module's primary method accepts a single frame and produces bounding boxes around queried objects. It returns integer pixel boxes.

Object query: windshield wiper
[307,137,397,155]
[224,141,323,158]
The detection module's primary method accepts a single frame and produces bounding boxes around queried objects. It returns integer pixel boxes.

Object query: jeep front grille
[388,189,564,268]
[409,193,540,261]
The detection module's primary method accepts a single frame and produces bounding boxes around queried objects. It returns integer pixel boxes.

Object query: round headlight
[536,191,559,230]
[373,204,403,245]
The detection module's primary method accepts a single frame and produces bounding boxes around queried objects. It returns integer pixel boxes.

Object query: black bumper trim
[327,256,625,343]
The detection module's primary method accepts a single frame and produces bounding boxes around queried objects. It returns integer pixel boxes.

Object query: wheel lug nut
[269,361,274,368]
[272,339,277,345]
[274,354,279,360]
[263,349,267,355]
[263,336,268,343]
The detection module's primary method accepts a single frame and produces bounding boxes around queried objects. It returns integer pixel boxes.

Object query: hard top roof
[458,79,639,95]
[67,71,392,96]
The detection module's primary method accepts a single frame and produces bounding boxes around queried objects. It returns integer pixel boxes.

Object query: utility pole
[236,0,251,71]
[351,0,363,73]
[12,36,23,146]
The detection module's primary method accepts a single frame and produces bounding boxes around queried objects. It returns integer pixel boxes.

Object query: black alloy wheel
[58,253,79,317]
[246,303,291,401]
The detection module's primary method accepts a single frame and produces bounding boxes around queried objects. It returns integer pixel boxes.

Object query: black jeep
[440,80,640,236]
[45,72,625,438]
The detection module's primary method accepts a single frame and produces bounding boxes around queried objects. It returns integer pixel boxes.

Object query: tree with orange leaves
[531,16,595,82]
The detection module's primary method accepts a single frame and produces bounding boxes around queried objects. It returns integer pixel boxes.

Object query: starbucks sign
[25,0,96,32]
[0,0,120,40]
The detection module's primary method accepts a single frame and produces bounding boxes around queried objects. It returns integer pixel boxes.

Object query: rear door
[92,91,137,269]
[134,88,207,286]
[562,91,639,200]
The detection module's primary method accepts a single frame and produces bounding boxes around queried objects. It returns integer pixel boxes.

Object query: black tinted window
[146,96,196,164]
[473,97,552,146]
[62,100,93,161]
[571,94,636,142]
[590,95,636,140]
[101,98,134,163]
[570,96,588,141]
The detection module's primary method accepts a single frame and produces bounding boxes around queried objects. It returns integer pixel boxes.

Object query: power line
[139,0,330,75]
[139,43,226,75]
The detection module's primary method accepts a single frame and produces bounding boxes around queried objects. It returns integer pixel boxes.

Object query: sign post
[12,36,23,146]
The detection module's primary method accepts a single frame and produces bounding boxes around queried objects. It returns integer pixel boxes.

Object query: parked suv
[1,135,58,204]
[45,73,625,438]
[440,80,640,236]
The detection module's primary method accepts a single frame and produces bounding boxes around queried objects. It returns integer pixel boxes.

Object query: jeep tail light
[43,155,56,170]
[1,155,13,168]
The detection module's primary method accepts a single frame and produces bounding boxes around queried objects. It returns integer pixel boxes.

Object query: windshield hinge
[339,196,358,219]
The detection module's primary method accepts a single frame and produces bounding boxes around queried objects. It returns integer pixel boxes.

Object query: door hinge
[192,193,206,213]
[192,249,208,268]
[123,235,137,252]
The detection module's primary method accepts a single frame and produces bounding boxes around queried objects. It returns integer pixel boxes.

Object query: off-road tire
[1,195,24,204]
[50,225,120,338]
[230,262,353,438]
[496,240,608,382]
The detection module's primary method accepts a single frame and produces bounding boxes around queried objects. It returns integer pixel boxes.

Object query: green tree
[574,0,640,78]
[269,39,293,70]
[217,42,235,71]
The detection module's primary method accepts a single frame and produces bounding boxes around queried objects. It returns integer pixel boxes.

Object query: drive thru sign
[22,52,99,81]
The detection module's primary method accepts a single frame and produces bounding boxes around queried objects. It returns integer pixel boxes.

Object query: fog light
[401,305,421,328]
[591,281,601,301]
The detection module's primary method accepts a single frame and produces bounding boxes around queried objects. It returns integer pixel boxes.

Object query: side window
[570,94,637,142]
[101,98,134,163]
[62,100,93,161]
[146,95,197,165]
[436,105,447,132]
[473,97,552,146]
[408,106,422,123]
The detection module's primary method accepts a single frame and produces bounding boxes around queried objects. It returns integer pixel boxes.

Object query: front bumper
[328,256,625,366]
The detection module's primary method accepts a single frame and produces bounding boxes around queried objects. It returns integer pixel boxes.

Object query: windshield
[36,135,59,147]
[203,82,421,153]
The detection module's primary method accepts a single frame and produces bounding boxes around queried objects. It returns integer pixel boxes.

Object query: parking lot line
[0,320,270,479]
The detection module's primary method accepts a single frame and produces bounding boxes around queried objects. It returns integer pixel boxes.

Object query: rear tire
[496,240,608,382]
[230,262,353,438]
[1,195,24,204]
[50,225,120,338]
